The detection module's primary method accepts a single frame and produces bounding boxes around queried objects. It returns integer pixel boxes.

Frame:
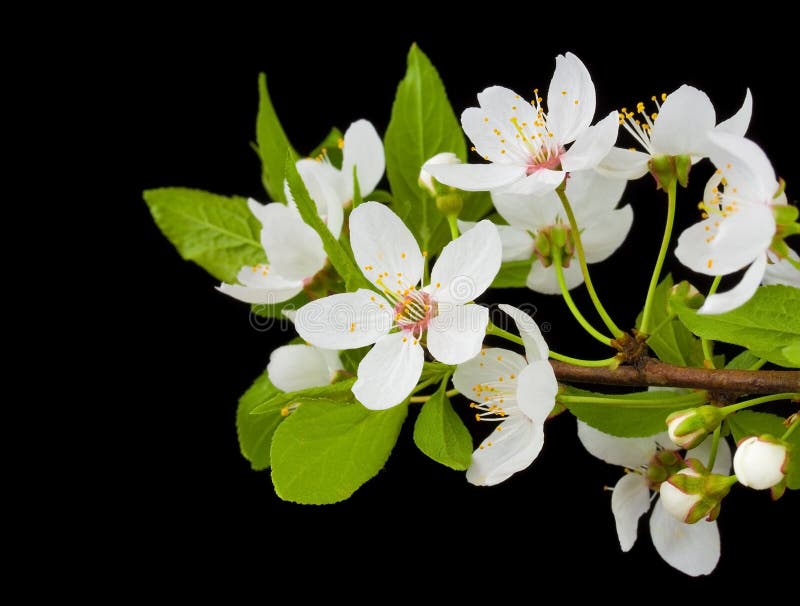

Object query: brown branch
[550,357,800,395]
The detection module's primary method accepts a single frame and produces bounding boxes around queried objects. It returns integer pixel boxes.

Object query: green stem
[748,357,767,371]
[553,249,613,346]
[640,179,677,335]
[486,322,616,367]
[410,388,459,403]
[783,417,799,440]
[701,276,722,366]
[706,425,722,470]
[485,322,523,346]
[558,392,707,407]
[721,392,800,415]
[446,214,459,240]
[555,186,623,338]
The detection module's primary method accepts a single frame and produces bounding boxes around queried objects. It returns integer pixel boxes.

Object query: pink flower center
[394,290,437,337]
[526,145,564,175]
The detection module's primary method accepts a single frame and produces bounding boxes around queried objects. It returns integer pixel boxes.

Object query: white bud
[419,152,460,194]
[659,469,702,522]
[733,436,788,490]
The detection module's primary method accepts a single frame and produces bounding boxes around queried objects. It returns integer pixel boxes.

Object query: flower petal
[491,190,561,233]
[650,498,720,577]
[427,304,488,365]
[217,265,303,304]
[650,85,716,156]
[430,220,501,304]
[452,347,527,398]
[560,111,618,172]
[294,289,392,349]
[296,159,345,239]
[267,344,333,392]
[457,220,534,262]
[464,89,540,165]
[466,415,544,486]
[349,202,424,294]
[688,435,732,475]
[581,206,633,263]
[341,119,385,198]
[565,170,627,217]
[498,303,549,361]
[423,162,527,192]
[597,147,651,180]
[707,131,778,202]
[546,52,596,145]
[763,248,800,286]
[577,421,657,468]
[611,472,651,552]
[258,202,326,281]
[497,169,566,196]
[698,253,768,315]
[516,360,557,423]
[247,197,271,224]
[526,260,583,295]
[675,204,774,276]
[715,88,752,137]
[353,331,424,410]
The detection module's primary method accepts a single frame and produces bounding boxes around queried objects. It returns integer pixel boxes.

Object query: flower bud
[660,465,736,524]
[666,405,725,449]
[733,435,789,490]
[419,152,460,195]
[435,193,463,216]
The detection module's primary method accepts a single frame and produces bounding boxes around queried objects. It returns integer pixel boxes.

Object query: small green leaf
[256,73,297,201]
[384,43,466,256]
[270,399,408,504]
[309,127,343,169]
[340,346,370,374]
[459,190,494,222]
[491,260,532,288]
[237,371,284,470]
[420,361,455,383]
[143,187,264,282]
[284,156,372,292]
[728,409,799,489]
[783,341,800,366]
[673,285,800,368]
[725,350,762,370]
[368,189,393,204]
[561,387,696,437]
[249,292,310,320]
[413,378,472,470]
[251,377,356,415]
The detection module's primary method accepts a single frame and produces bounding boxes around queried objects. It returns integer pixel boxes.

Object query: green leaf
[673,285,800,367]
[561,387,696,437]
[237,371,284,470]
[340,346,370,374]
[459,190,494,222]
[783,341,800,366]
[249,292,310,320]
[309,127,343,169]
[270,399,408,504]
[284,156,372,292]
[413,378,472,470]
[728,410,799,489]
[369,189,393,204]
[251,377,357,415]
[384,44,466,255]
[637,275,704,367]
[256,73,297,201]
[725,350,762,370]
[143,187,264,282]
[491,260,532,288]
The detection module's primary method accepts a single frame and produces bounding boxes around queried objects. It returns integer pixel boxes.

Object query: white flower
[295,202,501,410]
[733,436,788,490]
[578,422,731,576]
[763,248,800,287]
[599,85,752,180]
[419,152,460,194]
[293,119,385,209]
[659,468,703,522]
[675,132,786,314]
[424,52,618,196]
[459,171,632,294]
[453,304,557,486]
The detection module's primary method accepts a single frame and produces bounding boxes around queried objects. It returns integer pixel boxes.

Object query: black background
[86,11,799,589]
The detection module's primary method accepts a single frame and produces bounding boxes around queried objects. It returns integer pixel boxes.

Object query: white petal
[516,360,557,423]
[675,204,774,276]
[341,119,385,198]
[247,197,271,224]
[296,159,345,239]
[427,304,488,365]
[452,347,527,398]
[491,189,562,233]
[353,332,424,410]
[581,206,633,263]
[466,415,544,486]
[498,303,549,361]
[546,52,596,145]
[459,220,534,262]
[294,289,392,349]
[497,169,566,196]
[650,85,716,156]
[423,162,527,192]
[564,169,627,217]
[429,220,501,304]
[577,421,657,468]
[687,435,732,475]
[349,202,424,293]
[258,203,326,281]
[763,248,800,286]
[715,89,752,137]
[611,473,651,552]
[596,147,651,180]
[560,111,618,172]
[465,88,540,165]
[217,265,303,304]
[707,132,778,202]
[526,260,584,295]
[699,253,768,315]
[267,344,332,392]
[650,499,720,577]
